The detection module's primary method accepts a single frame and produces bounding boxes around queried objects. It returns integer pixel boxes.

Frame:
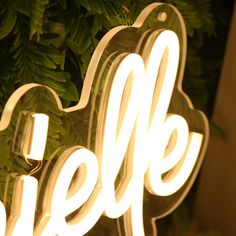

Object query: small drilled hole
[157,12,167,22]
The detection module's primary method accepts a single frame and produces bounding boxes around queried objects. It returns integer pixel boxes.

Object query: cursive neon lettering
[0,4,209,236]
[34,30,203,236]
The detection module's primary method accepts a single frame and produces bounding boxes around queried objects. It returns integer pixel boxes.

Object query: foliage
[0,0,217,111]
[0,0,231,229]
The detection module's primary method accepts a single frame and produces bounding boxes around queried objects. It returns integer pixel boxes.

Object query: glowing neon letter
[6,176,38,236]
[35,148,99,236]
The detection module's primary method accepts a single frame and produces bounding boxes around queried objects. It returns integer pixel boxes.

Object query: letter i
[6,113,49,235]
[6,176,38,236]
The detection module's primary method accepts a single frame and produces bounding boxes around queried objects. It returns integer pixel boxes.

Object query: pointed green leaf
[62,81,79,101]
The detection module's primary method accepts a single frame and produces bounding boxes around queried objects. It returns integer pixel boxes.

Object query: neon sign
[0,3,209,236]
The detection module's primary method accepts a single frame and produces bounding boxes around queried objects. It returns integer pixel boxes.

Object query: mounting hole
[157,12,167,22]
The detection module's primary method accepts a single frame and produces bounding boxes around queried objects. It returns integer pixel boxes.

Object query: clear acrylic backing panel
[0,3,209,236]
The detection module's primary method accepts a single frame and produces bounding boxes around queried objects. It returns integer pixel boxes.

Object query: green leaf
[30,53,57,69]
[34,74,65,94]
[35,68,67,82]
[0,6,17,39]
[29,0,49,40]
[44,22,67,48]
[14,0,30,16]
[62,81,79,101]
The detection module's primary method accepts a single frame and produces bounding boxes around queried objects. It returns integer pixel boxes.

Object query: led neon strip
[0,27,206,236]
